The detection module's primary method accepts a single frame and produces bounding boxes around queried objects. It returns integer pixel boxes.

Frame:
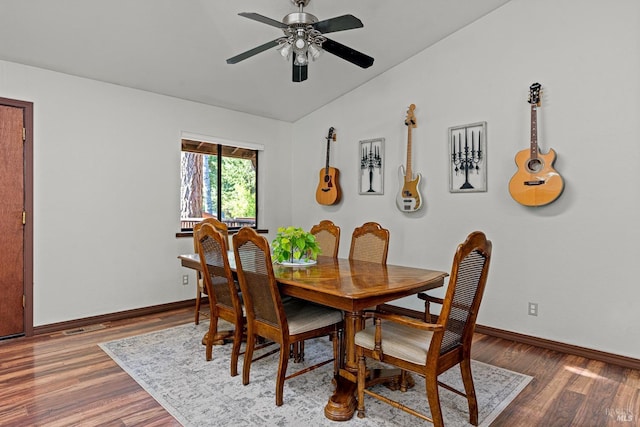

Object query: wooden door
[0,103,28,338]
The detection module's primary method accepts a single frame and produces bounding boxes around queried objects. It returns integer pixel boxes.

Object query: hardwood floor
[1,307,638,426]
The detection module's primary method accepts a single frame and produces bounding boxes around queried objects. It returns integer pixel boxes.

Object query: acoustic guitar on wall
[315,127,341,205]
[509,83,564,206]
[396,104,423,212]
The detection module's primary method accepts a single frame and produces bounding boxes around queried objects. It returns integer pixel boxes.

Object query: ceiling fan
[226,0,374,82]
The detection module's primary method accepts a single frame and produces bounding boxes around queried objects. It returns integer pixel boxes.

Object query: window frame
[180,133,262,232]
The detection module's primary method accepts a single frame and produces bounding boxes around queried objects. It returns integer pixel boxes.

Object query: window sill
[176,228,269,238]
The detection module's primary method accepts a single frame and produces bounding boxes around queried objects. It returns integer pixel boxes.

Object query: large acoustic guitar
[315,127,341,205]
[509,83,564,206]
[396,104,423,212]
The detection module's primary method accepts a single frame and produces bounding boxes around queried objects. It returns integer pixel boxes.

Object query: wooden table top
[179,254,448,312]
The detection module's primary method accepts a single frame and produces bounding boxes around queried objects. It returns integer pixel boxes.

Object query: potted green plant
[271,226,320,264]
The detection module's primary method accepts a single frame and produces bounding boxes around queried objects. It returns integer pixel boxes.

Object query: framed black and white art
[359,138,384,195]
[448,122,487,193]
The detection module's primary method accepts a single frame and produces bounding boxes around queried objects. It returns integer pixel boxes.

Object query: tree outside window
[180,139,257,230]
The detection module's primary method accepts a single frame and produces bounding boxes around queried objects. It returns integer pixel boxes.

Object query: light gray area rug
[99,322,531,426]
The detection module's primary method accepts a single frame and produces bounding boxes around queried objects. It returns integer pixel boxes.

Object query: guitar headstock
[326,127,336,141]
[528,83,542,106]
[404,104,417,128]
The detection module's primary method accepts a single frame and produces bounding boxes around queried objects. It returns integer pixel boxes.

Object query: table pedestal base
[201,330,234,346]
[324,376,358,421]
[368,367,416,392]
[324,368,415,421]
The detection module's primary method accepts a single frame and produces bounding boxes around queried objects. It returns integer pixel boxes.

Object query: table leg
[324,310,361,420]
[343,311,362,372]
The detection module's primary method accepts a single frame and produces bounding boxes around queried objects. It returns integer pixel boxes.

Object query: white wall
[0,60,293,326]
[291,0,640,358]
[2,0,637,360]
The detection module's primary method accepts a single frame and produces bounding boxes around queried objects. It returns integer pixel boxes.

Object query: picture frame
[448,122,487,193]
[359,138,384,195]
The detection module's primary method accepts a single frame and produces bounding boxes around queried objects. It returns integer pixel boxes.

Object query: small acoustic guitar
[396,104,423,212]
[509,83,564,206]
[315,127,341,205]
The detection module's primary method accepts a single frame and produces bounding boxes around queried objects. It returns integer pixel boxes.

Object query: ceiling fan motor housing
[282,12,318,27]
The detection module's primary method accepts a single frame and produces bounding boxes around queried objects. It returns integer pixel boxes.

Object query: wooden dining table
[178,253,448,421]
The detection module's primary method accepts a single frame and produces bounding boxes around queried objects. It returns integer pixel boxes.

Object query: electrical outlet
[182,275,189,286]
[528,302,538,316]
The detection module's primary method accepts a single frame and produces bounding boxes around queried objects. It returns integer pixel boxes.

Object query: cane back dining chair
[290,220,340,362]
[196,223,244,376]
[193,218,229,325]
[354,231,492,426]
[232,227,343,406]
[350,221,390,314]
[310,220,341,258]
[349,221,389,264]
[289,220,340,362]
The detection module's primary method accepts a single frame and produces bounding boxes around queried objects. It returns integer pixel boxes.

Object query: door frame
[1,97,33,337]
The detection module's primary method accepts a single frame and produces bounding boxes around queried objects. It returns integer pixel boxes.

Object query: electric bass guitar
[315,127,341,205]
[509,83,564,206]
[396,104,423,212]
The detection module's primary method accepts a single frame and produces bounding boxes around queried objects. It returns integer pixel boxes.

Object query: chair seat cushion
[354,320,433,365]
[283,300,343,335]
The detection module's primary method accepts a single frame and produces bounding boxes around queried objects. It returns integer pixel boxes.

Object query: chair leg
[275,344,289,406]
[340,328,346,368]
[460,358,479,426]
[243,333,256,386]
[289,341,305,363]
[290,343,300,362]
[194,289,201,325]
[400,369,408,392]
[230,323,242,377]
[357,352,366,418]
[205,316,218,361]
[331,330,339,377]
[426,374,444,427]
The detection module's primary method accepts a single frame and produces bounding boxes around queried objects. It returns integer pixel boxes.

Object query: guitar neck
[324,138,330,174]
[405,126,413,181]
[530,104,539,160]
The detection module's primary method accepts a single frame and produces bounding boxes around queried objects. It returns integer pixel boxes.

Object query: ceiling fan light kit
[226,0,374,82]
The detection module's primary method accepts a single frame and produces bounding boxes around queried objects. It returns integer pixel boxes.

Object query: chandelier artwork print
[359,138,384,195]
[449,122,487,193]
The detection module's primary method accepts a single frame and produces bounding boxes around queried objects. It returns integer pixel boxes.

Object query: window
[180,138,258,230]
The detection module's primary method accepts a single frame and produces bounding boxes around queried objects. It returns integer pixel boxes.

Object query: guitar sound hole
[526,158,543,173]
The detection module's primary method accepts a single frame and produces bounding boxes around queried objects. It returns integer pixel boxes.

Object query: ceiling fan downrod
[292,0,310,9]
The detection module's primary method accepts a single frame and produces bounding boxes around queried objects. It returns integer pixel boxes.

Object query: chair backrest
[193,218,228,251]
[349,222,390,264]
[233,227,287,337]
[197,223,241,313]
[310,220,340,258]
[432,231,492,356]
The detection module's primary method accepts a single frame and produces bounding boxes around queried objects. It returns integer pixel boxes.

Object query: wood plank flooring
[1,307,638,426]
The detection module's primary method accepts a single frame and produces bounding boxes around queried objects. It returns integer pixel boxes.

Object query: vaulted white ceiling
[0,0,511,122]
